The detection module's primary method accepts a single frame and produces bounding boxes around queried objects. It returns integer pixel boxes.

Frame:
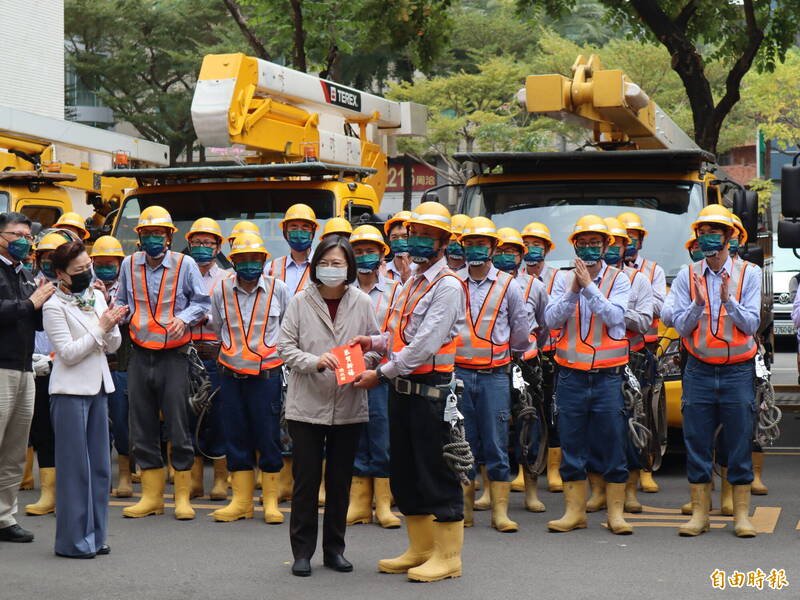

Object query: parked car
[773,234,799,339]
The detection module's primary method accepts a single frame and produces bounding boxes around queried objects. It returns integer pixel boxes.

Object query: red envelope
[332,344,366,385]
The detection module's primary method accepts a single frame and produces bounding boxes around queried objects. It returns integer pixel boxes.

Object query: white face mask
[316,266,347,287]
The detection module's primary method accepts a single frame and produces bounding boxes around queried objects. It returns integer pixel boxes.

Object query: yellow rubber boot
[547,480,588,532]
[209,458,228,501]
[131,465,141,484]
[682,491,712,515]
[190,456,205,499]
[123,468,165,518]
[678,483,711,537]
[720,468,733,516]
[378,514,434,574]
[115,455,133,498]
[547,448,563,492]
[490,481,518,532]
[374,478,401,529]
[407,521,463,582]
[346,476,374,525]
[751,453,768,495]
[210,470,255,522]
[462,482,475,527]
[586,472,607,512]
[254,466,262,490]
[25,467,55,515]
[166,442,175,484]
[261,472,284,524]
[605,482,633,535]
[278,457,293,502]
[624,470,643,513]
[20,447,34,490]
[173,470,196,520]
[510,465,524,492]
[732,485,756,538]
[523,470,545,512]
[639,470,659,493]
[473,466,492,511]
[318,460,326,507]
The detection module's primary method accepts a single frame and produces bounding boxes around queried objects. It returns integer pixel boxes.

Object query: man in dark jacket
[0,212,54,543]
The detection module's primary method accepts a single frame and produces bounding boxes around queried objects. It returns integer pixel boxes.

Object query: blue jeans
[219,373,283,473]
[456,367,512,482]
[108,371,129,456]
[51,392,111,556]
[682,356,755,485]
[353,383,390,478]
[556,367,627,484]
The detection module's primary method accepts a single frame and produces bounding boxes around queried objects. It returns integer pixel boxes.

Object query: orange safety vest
[371,279,401,332]
[554,267,629,370]
[540,264,560,352]
[635,258,660,343]
[386,269,460,375]
[623,267,646,353]
[683,259,757,365]
[218,276,283,375]
[269,255,310,295]
[518,272,540,361]
[191,269,229,343]
[455,270,515,368]
[130,251,192,350]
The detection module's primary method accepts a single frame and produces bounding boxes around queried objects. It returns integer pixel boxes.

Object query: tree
[744,48,800,152]
[522,0,800,154]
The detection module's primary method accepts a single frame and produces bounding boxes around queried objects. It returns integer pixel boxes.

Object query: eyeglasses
[317,261,347,268]
[495,249,521,256]
[575,241,604,248]
[1,231,34,242]
[389,234,408,241]
[189,241,218,248]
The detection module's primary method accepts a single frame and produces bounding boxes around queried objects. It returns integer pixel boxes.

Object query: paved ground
[4,355,800,600]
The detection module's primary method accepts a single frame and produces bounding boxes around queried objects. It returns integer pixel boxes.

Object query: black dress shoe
[97,544,110,555]
[55,551,96,559]
[0,524,34,543]
[323,553,353,572]
[292,558,312,577]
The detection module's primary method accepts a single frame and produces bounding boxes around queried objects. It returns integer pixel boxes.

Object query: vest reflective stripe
[218,277,283,374]
[636,258,660,343]
[455,271,514,368]
[623,268,645,352]
[554,267,629,370]
[387,270,459,374]
[373,280,401,332]
[130,251,192,350]
[683,260,757,365]
[541,265,560,352]
[518,273,539,360]
[269,256,309,294]
[191,276,224,342]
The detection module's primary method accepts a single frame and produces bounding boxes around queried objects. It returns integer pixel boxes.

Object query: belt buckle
[586,368,600,374]
[232,371,248,380]
[395,377,412,395]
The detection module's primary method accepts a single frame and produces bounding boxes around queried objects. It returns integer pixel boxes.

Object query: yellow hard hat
[521,222,555,250]
[460,216,500,242]
[36,232,70,253]
[384,210,413,235]
[90,235,125,258]
[185,217,223,242]
[731,213,748,245]
[404,202,452,235]
[229,232,270,259]
[350,225,389,254]
[685,233,697,251]
[227,220,260,243]
[617,211,648,238]
[603,217,630,244]
[321,217,353,239]
[496,227,526,252]
[691,204,734,231]
[279,203,318,230]
[568,214,614,244]
[55,212,89,239]
[449,214,471,240]
[135,206,177,233]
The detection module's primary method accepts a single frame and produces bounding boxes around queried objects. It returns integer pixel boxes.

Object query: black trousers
[542,353,560,447]
[29,374,55,468]
[287,419,362,560]
[388,375,463,522]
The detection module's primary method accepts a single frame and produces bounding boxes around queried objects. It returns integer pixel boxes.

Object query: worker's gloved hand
[32,353,51,377]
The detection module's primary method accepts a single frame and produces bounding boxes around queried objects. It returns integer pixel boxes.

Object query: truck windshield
[462,179,704,280]
[114,188,337,259]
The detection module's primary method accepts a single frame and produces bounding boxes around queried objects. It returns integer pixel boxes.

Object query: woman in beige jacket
[277,235,380,577]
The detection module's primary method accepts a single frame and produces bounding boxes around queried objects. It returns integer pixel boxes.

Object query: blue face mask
[140,235,167,258]
[603,246,622,265]
[492,254,518,272]
[390,238,409,255]
[690,249,705,262]
[6,237,32,261]
[189,245,215,265]
[446,241,464,258]
[234,260,263,281]
[40,259,56,280]
[22,261,33,272]
[575,245,602,264]
[698,233,724,257]
[464,245,491,265]
[355,253,381,273]
[728,239,740,256]
[407,236,437,263]
[287,229,312,251]
[624,241,638,259]
[523,246,545,264]
[94,265,119,282]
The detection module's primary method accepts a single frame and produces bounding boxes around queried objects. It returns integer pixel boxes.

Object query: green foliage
[744,48,800,151]
[747,177,774,215]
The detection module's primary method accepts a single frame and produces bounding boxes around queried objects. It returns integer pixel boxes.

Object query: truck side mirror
[777,219,800,248]
[732,189,758,242]
[781,156,800,218]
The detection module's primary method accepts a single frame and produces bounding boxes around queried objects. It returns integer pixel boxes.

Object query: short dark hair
[51,241,87,274]
[309,235,356,285]
[0,212,32,230]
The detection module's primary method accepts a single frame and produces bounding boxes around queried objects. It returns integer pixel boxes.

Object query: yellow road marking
[750,507,781,534]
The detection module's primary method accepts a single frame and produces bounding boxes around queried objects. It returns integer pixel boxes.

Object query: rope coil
[512,358,548,475]
[186,345,223,460]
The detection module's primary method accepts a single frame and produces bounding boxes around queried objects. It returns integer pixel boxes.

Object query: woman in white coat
[43,241,127,558]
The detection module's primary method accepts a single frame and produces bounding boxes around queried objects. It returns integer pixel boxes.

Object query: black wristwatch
[376,365,391,385]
